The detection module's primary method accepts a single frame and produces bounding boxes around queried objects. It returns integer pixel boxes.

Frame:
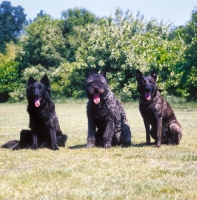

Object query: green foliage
[1,6,196,101]
[0,1,26,53]
[69,9,185,100]
[0,42,17,63]
[0,42,20,100]
[0,60,19,93]
[61,8,99,62]
[174,8,197,99]
[61,8,98,34]
[19,14,67,69]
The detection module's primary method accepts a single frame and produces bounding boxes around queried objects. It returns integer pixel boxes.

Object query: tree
[61,8,98,34]
[0,1,26,53]
[0,43,20,101]
[61,8,98,62]
[174,7,197,99]
[19,14,66,69]
[69,9,185,100]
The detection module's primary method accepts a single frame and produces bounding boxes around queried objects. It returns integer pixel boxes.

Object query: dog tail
[1,140,20,150]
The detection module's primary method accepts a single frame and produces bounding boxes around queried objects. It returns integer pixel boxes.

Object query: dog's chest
[140,103,160,123]
[94,104,109,120]
[29,108,55,126]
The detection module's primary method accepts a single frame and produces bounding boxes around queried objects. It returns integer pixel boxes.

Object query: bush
[68,9,185,100]
[0,60,20,94]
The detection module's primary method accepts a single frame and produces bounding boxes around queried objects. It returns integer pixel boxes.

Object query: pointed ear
[136,69,143,81]
[40,75,51,95]
[100,69,106,78]
[86,70,94,78]
[40,75,50,87]
[28,76,36,85]
[151,69,157,81]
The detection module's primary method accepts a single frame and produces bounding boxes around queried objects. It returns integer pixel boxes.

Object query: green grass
[0,100,197,199]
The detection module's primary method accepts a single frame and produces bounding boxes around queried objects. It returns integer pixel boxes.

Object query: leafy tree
[69,9,185,100]
[61,8,98,34]
[61,8,98,62]
[19,14,66,69]
[0,1,26,53]
[177,8,197,99]
[0,43,20,99]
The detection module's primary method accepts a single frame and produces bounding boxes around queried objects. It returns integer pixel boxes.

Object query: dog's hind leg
[118,111,131,146]
[169,123,182,145]
[19,130,32,149]
[121,122,132,146]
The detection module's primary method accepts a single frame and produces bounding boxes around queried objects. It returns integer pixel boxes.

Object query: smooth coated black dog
[85,69,131,148]
[1,75,67,150]
[136,69,182,147]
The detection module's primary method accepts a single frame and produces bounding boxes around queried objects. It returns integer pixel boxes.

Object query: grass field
[0,99,197,199]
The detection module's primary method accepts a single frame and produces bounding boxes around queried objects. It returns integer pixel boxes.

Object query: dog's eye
[149,78,154,83]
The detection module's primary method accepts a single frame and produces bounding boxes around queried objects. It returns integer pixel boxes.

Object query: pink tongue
[145,92,151,101]
[34,99,40,107]
[93,94,100,104]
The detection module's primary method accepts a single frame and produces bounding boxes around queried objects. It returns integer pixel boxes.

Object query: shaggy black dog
[136,69,182,147]
[85,69,131,148]
[1,75,67,150]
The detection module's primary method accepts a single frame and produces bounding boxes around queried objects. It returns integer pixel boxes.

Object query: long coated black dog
[1,75,67,150]
[85,69,131,148]
[136,69,182,147]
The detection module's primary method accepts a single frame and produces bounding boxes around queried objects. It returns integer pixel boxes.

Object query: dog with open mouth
[136,69,182,147]
[1,75,67,150]
[85,69,131,148]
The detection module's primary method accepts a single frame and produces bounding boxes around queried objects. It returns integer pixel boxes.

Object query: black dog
[85,69,131,148]
[1,75,67,150]
[136,69,182,147]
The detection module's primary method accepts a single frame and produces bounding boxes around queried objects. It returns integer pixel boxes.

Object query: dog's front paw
[52,144,59,150]
[32,143,38,150]
[104,143,112,148]
[156,142,161,148]
[85,143,95,148]
[52,146,59,150]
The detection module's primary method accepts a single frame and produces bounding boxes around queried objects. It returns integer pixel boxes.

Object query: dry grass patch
[0,100,197,199]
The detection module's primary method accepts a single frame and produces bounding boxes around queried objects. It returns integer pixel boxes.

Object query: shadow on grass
[68,143,154,149]
[131,142,156,147]
[68,144,86,149]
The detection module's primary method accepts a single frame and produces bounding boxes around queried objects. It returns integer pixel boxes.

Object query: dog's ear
[86,70,94,78]
[40,75,51,95]
[100,69,106,78]
[28,76,36,85]
[151,69,157,81]
[40,75,50,87]
[136,69,143,81]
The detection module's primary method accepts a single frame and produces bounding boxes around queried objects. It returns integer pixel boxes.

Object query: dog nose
[145,88,151,92]
[94,89,99,94]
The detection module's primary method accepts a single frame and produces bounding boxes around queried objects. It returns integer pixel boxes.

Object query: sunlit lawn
[0,99,197,199]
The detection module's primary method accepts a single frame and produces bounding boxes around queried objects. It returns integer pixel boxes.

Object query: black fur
[85,69,131,148]
[1,75,67,150]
